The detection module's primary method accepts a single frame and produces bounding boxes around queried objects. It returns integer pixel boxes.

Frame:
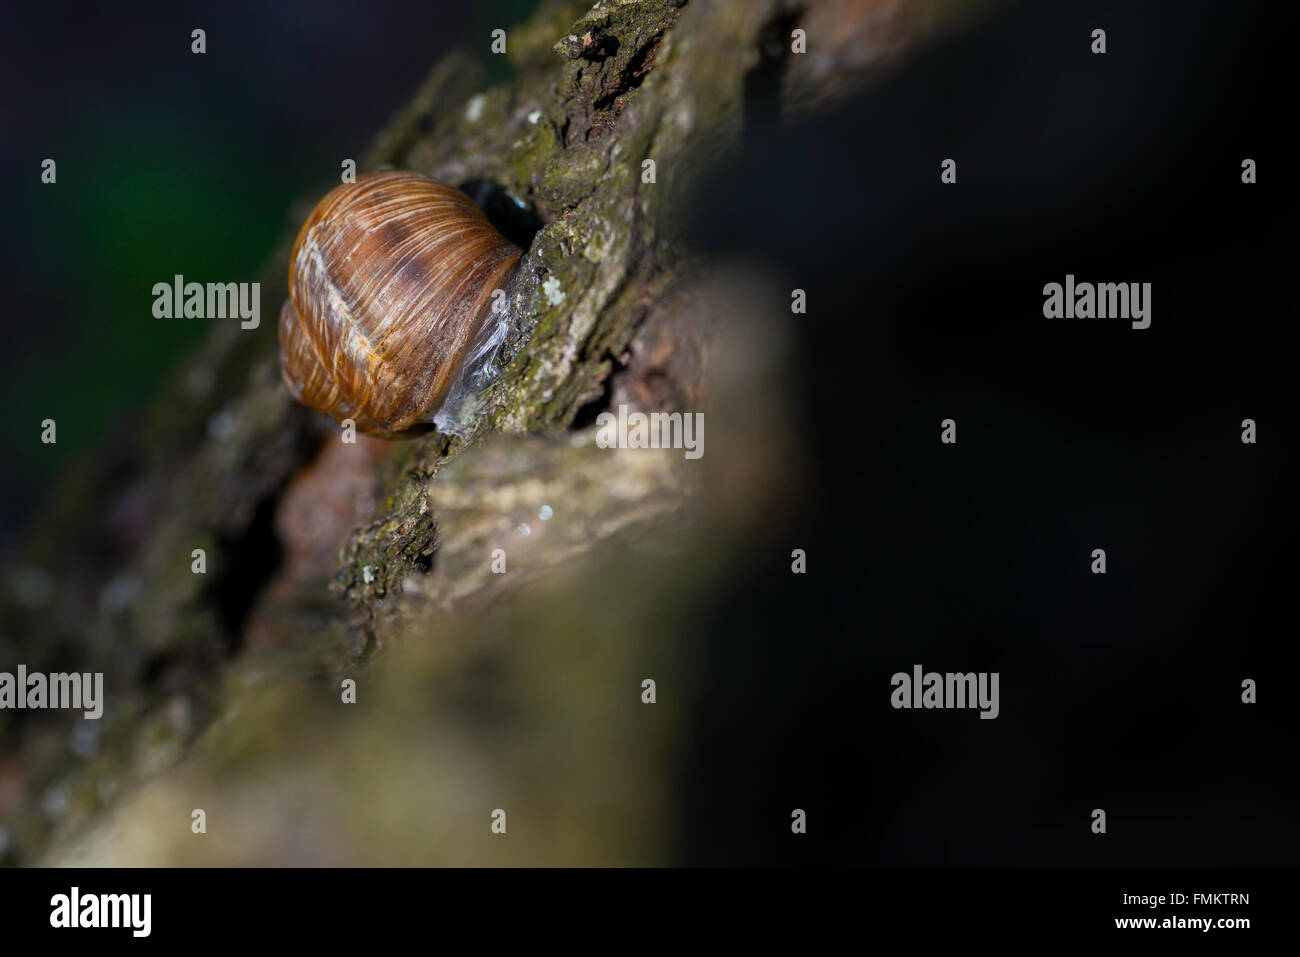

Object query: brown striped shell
[278,171,522,436]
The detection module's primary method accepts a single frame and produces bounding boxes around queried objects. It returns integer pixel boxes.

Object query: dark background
[2,0,1295,867]
[688,0,1296,864]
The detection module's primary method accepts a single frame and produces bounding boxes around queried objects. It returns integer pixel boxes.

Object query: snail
[278,170,524,437]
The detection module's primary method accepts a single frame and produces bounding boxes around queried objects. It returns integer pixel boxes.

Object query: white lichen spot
[672,97,695,132]
[41,786,69,820]
[207,407,237,439]
[12,567,53,607]
[465,93,487,123]
[362,565,375,584]
[528,110,542,125]
[71,721,100,757]
[542,276,566,306]
[99,573,141,615]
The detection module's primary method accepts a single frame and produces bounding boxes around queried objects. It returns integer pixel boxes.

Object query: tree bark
[0,0,972,865]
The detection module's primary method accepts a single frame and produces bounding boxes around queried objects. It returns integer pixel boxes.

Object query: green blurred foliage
[4,106,293,484]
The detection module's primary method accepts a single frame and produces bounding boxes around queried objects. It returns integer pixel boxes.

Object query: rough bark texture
[0,0,975,865]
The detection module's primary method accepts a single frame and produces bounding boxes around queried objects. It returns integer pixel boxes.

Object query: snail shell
[278,170,522,436]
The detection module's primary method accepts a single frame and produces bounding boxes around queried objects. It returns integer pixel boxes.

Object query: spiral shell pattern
[278,171,522,436]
